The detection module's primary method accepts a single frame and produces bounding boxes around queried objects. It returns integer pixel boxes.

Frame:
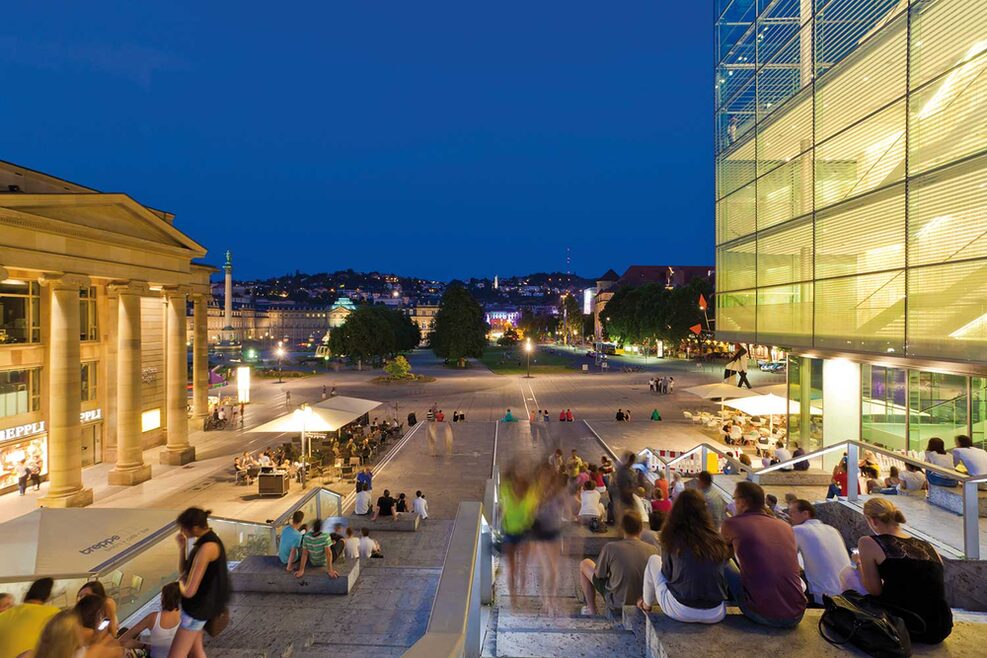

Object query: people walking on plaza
[720,482,805,628]
[649,377,656,393]
[529,408,537,422]
[638,489,728,623]
[578,512,658,616]
[531,466,567,612]
[667,377,675,393]
[0,577,60,658]
[542,409,550,422]
[29,457,41,491]
[787,499,849,605]
[850,498,952,644]
[730,345,751,389]
[500,463,538,599]
[295,518,339,579]
[413,490,429,520]
[169,507,231,658]
[17,459,29,496]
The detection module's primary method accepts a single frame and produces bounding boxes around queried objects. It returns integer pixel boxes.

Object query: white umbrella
[683,383,762,401]
[723,393,823,431]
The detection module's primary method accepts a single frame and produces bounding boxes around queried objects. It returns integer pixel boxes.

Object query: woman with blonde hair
[855,498,952,644]
[30,610,122,658]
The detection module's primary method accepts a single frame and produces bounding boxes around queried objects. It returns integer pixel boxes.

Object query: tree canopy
[602,279,712,347]
[429,284,488,366]
[328,305,420,365]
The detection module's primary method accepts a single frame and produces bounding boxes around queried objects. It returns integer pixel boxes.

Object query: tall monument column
[39,273,94,508]
[161,286,195,465]
[223,250,233,342]
[192,293,210,420]
[108,281,153,486]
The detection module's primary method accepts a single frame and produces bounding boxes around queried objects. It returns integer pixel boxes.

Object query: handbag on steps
[819,591,925,658]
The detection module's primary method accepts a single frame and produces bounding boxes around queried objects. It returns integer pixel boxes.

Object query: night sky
[3,1,713,281]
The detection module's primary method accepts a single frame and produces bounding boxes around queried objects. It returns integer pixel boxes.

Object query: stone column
[192,294,210,421]
[161,287,195,465]
[107,281,152,486]
[39,273,94,508]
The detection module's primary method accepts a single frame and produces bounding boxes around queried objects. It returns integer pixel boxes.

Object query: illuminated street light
[276,343,286,383]
[524,338,533,379]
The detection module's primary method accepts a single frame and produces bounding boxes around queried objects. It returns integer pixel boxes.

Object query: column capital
[107,280,151,297]
[191,292,214,304]
[39,272,91,290]
[162,285,193,300]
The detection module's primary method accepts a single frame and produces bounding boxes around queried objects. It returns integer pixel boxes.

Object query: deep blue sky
[4,1,713,281]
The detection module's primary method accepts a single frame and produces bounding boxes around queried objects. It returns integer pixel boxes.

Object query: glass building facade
[714,0,987,451]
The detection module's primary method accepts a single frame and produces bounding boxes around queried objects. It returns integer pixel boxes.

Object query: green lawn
[478,345,578,375]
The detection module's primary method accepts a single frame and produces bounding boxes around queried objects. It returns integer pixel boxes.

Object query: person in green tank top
[499,463,539,599]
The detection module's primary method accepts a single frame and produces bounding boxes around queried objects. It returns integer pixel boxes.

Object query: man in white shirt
[413,490,429,520]
[354,482,372,515]
[788,499,850,605]
[953,435,987,488]
[342,527,361,559]
[359,527,381,559]
[578,481,605,523]
[774,442,793,471]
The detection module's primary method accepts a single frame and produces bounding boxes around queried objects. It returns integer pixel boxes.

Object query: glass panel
[716,181,756,244]
[907,258,987,360]
[81,362,97,402]
[717,0,757,65]
[907,370,968,453]
[717,238,757,292]
[973,377,987,449]
[908,157,987,267]
[814,270,906,353]
[861,364,908,451]
[717,79,757,154]
[815,0,907,85]
[909,50,987,176]
[0,294,29,344]
[756,283,813,346]
[757,93,812,178]
[0,368,40,418]
[815,99,906,210]
[757,151,812,230]
[788,356,823,452]
[910,0,987,88]
[815,186,905,279]
[717,138,756,199]
[815,11,905,142]
[716,289,757,340]
[758,23,813,124]
[757,219,813,286]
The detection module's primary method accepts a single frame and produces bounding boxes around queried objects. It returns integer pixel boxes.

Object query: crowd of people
[0,507,230,658]
[499,447,954,646]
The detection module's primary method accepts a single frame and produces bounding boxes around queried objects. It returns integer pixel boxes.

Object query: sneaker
[579,606,596,617]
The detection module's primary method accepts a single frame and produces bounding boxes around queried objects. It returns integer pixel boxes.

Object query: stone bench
[928,484,987,517]
[341,513,420,531]
[755,469,833,486]
[624,606,987,657]
[230,554,359,594]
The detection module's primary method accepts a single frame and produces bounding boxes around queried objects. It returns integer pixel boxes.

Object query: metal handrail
[403,501,488,658]
[648,442,756,480]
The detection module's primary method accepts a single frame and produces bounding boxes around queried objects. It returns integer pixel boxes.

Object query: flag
[698,293,708,311]
[690,324,703,335]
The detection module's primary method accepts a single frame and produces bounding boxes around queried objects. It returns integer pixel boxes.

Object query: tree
[601,280,713,351]
[384,355,413,379]
[327,305,419,368]
[558,293,583,345]
[430,284,488,367]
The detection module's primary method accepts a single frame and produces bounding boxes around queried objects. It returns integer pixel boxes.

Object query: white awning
[251,396,382,434]
[723,393,823,416]
[683,383,762,401]
[0,508,178,581]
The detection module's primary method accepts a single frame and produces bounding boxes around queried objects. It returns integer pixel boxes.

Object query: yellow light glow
[141,409,161,432]
[237,366,251,403]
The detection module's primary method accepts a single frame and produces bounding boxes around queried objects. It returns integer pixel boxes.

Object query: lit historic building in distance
[0,161,212,505]
[714,0,987,452]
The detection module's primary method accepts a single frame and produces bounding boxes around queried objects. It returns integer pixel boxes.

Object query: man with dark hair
[279,510,305,569]
[788,499,850,605]
[696,471,726,530]
[577,513,658,616]
[373,488,397,520]
[953,434,987,485]
[0,577,60,658]
[721,482,805,627]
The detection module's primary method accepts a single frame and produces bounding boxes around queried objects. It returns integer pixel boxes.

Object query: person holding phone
[74,594,122,656]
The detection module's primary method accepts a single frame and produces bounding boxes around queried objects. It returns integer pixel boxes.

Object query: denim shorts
[180,610,207,631]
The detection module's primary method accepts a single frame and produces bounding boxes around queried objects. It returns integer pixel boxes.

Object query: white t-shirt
[633,494,651,523]
[343,536,360,559]
[774,447,793,463]
[671,480,685,500]
[925,451,953,469]
[359,536,380,559]
[792,519,851,604]
[413,496,429,519]
[355,490,371,515]
[953,447,987,476]
[898,469,926,492]
[578,489,602,517]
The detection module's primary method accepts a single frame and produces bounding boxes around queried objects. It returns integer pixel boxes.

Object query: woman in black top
[168,507,231,658]
[857,498,952,644]
[396,493,409,513]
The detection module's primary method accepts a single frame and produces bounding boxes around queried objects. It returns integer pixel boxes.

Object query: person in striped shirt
[294,519,339,578]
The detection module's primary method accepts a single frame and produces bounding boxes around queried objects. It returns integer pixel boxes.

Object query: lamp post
[525,338,533,379]
[276,343,285,384]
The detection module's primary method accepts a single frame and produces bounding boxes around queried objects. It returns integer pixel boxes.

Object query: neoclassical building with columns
[0,160,213,507]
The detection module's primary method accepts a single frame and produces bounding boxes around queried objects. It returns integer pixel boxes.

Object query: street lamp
[524,338,533,378]
[276,343,285,384]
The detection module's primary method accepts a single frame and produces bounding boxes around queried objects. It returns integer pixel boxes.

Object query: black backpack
[819,592,923,658]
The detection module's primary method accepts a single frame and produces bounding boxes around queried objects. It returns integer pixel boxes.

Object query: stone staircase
[482,552,644,658]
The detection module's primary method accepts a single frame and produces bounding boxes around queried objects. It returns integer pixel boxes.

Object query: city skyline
[1,1,713,279]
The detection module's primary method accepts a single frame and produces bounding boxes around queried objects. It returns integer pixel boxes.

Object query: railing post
[480,522,493,605]
[468,526,483,658]
[701,445,709,473]
[963,480,980,560]
[847,443,860,502]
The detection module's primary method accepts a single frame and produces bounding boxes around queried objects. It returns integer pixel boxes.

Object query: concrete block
[563,522,619,556]
[159,446,196,465]
[929,485,987,517]
[343,513,420,531]
[231,555,359,594]
[756,469,832,486]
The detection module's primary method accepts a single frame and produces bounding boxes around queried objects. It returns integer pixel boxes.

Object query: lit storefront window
[0,368,42,419]
[0,280,41,344]
[141,409,161,432]
[0,434,47,492]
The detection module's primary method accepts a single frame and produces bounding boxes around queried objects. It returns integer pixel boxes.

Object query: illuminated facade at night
[714,0,987,451]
